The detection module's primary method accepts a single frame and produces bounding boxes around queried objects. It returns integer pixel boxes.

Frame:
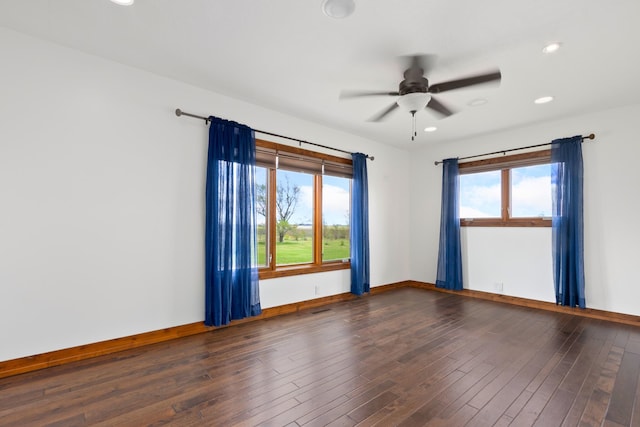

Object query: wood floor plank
[606,351,640,425]
[2,288,640,426]
[578,344,624,426]
[631,364,640,427]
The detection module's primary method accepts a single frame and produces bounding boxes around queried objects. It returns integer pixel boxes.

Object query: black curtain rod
[433,133,595,166]
[175,108,374,161]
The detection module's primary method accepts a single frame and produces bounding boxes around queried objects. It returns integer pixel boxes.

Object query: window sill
[461,218,551,227]
[259,261,350,280]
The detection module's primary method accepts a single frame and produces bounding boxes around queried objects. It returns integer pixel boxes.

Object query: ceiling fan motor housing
[399,75,429,96]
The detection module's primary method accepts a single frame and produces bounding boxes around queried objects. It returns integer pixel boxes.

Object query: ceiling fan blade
[426,96,455,117]
[367,102,399,122]
[340,90,400,99]
[403,54,437,75]
[429,70,501,94]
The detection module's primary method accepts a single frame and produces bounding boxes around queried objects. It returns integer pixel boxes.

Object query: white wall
[0,27,411,362]
[410,103,640,316]
[460,227,554,302]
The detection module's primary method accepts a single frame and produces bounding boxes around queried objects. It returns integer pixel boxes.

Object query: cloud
[460,206,496,218]
[323,184,349,210]
[511,176,551,216]
[294,185,314,223]
[323,184,350,225]
[460,183,501,217]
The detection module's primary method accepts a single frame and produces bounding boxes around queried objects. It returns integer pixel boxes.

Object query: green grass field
[257,239,349,265]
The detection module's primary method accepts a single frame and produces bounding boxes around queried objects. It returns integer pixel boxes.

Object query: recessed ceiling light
[534,96,554,104]
[424,126,437,132]
[467,98,488,107]
[110,0,134,5]
[322,0,355,18]
[542,42,561,53]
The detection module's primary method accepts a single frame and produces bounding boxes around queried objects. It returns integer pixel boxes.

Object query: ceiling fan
[340,55,501,140]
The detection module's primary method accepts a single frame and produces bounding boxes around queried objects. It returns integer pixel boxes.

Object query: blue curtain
[350,153,370,295]
[204,116,261,327]
[436,158,463,290]
[551,135,585,308]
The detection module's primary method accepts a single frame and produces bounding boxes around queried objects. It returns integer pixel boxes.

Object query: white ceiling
[1,0,639,148]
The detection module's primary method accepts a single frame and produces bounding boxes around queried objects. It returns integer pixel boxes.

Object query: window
[255,139,352,279]
[275,169,314,265]
[459,150,552,227]
[322,175,351,262]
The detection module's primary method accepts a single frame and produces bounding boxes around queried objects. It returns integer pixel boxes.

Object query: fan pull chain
[411,111,417,141]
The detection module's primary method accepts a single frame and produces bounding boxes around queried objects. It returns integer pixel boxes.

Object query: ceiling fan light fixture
[396,93,431,112]
[321,0,355,19]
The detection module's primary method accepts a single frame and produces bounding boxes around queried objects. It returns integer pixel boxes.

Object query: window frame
[459,150,552,227]
[256,139,352,279]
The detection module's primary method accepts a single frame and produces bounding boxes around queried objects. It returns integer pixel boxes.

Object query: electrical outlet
[494,282,504,293]
[315,285,320,296]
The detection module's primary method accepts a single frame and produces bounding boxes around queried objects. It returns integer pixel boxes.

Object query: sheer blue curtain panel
[436,158,463,290]
[350,153,370,295]
[205,116,261,327]
[551,135,585,308]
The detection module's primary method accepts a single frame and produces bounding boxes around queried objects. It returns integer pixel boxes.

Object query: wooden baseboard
[408,280,640,328]
[3,279,637,380]
[0,281,409,379]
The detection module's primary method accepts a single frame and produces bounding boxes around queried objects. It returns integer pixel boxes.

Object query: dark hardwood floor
[1,288,640,426]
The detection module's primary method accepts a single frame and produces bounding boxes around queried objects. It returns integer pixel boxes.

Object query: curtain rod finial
[175,108,182,117]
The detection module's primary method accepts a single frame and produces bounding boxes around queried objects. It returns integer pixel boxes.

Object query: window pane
[255,166,268,267]
[322,176,350,262]
[460,171,501,218]
[511,164,552,217]
[275,170,313,265]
